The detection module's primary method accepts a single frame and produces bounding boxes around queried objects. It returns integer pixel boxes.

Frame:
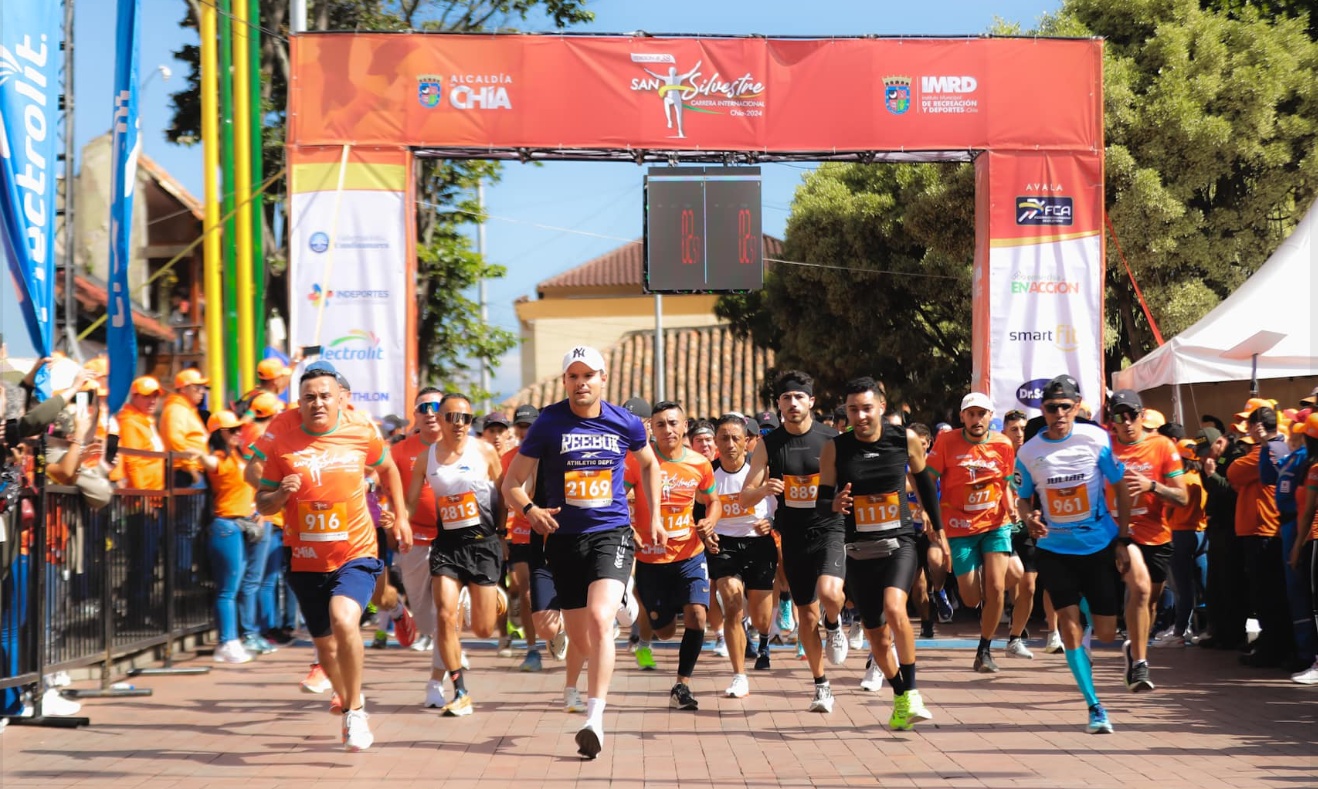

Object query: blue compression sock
[1065,647,1100,708]
[1078,597,1092,624]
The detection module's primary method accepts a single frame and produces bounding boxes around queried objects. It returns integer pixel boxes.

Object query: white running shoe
[808,682,835,713]
[1151,630,1186,649]
[550,630,569,661]
[725,674,750,698]
[46,671,72,688]
[213,639,253,664]
[424,679,447,709]
[1006,639,1035,659]
[861,661,885,692]
[40,688,82,717]
[1292,659,1318,685]
[906,689,933,723]
[848,622,866,651]
[576,719,604,759]
[713,635,729,657]
[410,634,434,653]
[343,708,374,752]
[460,651,470,670]
[1245,617,1261,643]
[826,627,849,666]
[459,587,472,629]
[617,576,639,628]
[1044,630,1064,654]
[564,686,586,713]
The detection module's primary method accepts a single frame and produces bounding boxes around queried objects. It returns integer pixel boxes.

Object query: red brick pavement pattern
[2,634,1313,789]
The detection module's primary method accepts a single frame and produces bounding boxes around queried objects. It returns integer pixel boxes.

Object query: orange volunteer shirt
[256,415,386,572]
[1227,443,1280,538]
[927,430,1015,537]
[501,447,532,545]
[1168,468,1207,532]
[392,432,439,542]
[625,445,716,564]
[113,403,165,491]
[207,450,256,519]
[1109,434,1185,545]
[159,394,208,475]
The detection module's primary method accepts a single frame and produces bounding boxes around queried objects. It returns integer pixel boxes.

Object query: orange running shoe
[393,606,417,648]
[300,663,332,694]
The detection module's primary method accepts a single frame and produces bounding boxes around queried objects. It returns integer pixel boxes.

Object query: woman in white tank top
[405,393,504,716]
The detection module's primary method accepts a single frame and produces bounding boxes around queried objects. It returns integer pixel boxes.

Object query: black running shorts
[1138,541,1173,586]
[1035,542,1120,617]
[707,534,778,591]
[778,529,845,606]
[845,534,920,629]
[429,537,502,587]
[543,525,634,611]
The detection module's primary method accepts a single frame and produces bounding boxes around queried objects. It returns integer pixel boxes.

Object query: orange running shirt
[927,430,1015,537]
[625,445,716,564]
[392,433,439,541]
[207,450,256,519]
[249,405,376,458]
[1109,434,1185,545]
[501,447,532,545]
[256,415,386,573]
[1168,468,1207,532]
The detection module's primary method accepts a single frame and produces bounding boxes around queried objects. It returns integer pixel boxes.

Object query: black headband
[775,376,813,398]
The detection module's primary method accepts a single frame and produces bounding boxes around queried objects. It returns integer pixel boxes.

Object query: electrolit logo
[323,330,383,361]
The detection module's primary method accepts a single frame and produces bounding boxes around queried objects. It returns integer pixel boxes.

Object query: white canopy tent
[1113,198,1317,392]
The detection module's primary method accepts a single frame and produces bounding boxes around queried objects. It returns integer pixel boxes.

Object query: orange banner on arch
[289,34,1102,155]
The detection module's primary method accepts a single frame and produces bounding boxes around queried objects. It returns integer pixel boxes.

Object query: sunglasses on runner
[1110,409,1140,424]
[444,412,474,426]
[1042,402,1075,414]
[415,402,441,415]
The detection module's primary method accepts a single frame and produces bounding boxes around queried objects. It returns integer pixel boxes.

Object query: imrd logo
[921,76,977,93]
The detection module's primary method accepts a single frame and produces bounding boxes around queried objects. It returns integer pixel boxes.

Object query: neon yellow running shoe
[635,645,657,671]
[889,692,913,731]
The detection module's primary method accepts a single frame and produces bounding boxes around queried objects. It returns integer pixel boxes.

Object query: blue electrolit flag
[106,0,142,413]
[0,0,61,399]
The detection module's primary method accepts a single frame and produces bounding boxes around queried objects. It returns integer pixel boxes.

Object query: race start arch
[286,33,1104,417]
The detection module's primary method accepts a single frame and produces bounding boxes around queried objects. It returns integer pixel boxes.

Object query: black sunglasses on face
[1042,402,1075,414]
[1111,410,1140,424]
[444,412,474,426]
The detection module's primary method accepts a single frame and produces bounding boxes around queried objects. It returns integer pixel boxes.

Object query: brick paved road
[3,628,1313,789]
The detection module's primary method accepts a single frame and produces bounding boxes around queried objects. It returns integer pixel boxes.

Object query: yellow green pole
[248,0,266,357]
[232,0,256,393]
[199,0,226,406]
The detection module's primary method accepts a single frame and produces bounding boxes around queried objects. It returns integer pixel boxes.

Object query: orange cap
[257,358,292,381]
[130,376,161,396]
[1176,438,1198,461]
[250,392,282,419]
[207,410,243,432]
[1234,397,1275,421]
[174,368,210,389]
[1142,408,1167,431]
[1304,413,1318,439]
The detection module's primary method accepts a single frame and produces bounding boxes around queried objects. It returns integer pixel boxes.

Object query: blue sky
[63,0,1061,398]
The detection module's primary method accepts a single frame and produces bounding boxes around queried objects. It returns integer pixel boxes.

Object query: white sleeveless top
[426,439,497,539]
[714,459,769,538]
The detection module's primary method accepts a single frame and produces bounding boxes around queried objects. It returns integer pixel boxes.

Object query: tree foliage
[719,0,1318,417]
[165,0,592,400]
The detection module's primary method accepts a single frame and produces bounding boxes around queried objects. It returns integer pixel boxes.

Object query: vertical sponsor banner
[0,0,61,397]
[288,147,413,419]
[976,151,1105,417]
[107,0,142,413]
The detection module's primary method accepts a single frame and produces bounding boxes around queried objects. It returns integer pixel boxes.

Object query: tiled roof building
[505,324,774,418]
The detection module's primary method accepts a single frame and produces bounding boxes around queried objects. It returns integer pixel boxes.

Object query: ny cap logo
[573,347,587,358]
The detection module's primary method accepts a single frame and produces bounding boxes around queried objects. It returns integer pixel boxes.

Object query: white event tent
[1113,198,1317,392]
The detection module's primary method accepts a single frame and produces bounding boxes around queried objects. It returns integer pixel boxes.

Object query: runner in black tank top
[741,370,849,714]
[818,377,948,731]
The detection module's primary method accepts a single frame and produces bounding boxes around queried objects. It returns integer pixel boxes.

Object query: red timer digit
[681,208,702,266]
[738,208,757,264]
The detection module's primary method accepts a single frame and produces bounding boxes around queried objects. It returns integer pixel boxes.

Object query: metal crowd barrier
[0,439,216,727]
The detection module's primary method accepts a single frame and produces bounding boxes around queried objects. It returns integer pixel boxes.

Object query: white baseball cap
[562,345,607,374]
[960,392,993,413]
